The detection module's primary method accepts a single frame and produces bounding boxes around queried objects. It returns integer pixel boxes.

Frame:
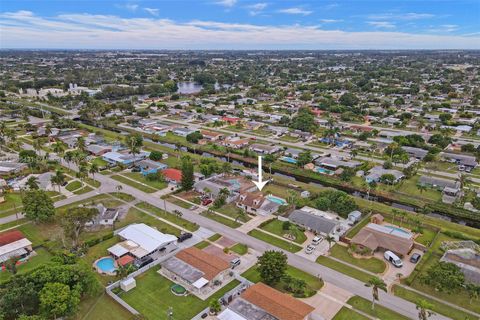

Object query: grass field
[333,307,370,320]
[124,208,182,236]
[111,175,158,193]
[73,185,94,195]
[109,192,136,202]
[76,294,133,320]
[230,243,248,255]
[164,195,193,209]
[65,180,83,191]
[200,211,242,228]
[247,229,302,253]
[121,268,239,319]
[316,256,373,283]
[123,172,168,190]
[259,219,307,244]
[136,202,199,231]
[216,203,251,222]
[347,296,409,320]
[329,245,386,274]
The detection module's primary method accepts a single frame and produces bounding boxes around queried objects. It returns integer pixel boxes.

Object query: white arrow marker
[253,155,269,191]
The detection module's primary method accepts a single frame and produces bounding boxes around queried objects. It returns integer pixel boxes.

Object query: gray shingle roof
[289,210,338,234]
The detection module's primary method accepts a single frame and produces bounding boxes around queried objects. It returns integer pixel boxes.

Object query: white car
[311,236,323,246]
[305,245,316,254]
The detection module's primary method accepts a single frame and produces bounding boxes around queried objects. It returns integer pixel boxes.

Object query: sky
[0,0,479,49]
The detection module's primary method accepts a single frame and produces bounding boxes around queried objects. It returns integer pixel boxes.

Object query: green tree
[125,133,143,166]
[89,163,99,179]
[297,150,313,167]
[39,282,80,319]
[75,137,86,152]
[365,277,387,310]
[209,299,221,315]
[290,107,316,132]
[50,169,66,193]
[186,131,203,144]
[180,156,194,191]
[257,250,287,285]
[22,190,55,223]
[416,299,435,320]
[422,262,465,293]
[26,176,40,190]
[149,150,163,161]
[58,207,99,248]
[325,235,336,253]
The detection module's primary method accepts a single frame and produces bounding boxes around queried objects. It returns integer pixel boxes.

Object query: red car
[201,198,213,206]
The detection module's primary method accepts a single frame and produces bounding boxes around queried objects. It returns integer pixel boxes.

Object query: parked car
[305,244,316,254]
[177,232,193,243]
[384,250,403,268]
[131,166,141,172]
[134,256,154,268]
[410,253,421,263]
[311,236,323,246]
[230,257,241,269]
[201,198,213,206]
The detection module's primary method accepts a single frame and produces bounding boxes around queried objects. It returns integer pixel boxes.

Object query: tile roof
[175,247,229,280]
[351,223,413,256]
[162,168,182,182]
[241,283,314,320]
[0,230,25,247]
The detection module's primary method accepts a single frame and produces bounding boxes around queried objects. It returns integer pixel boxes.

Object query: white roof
[108,243,129,257]
[117,223,177,254]
[0,238,32,256]
[218,308,249,320]
[192,277,209,289]
[121,277,136,286]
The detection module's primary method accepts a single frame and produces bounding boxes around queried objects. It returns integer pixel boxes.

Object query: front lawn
[316,256,373,283]
[111,175,157,193]
[241,264,323,298]
[333,307,369,320]
[0,192,23,213]
[216,203,251,222]
[259,219,307,244]
[200,211,242,228]
[247,229,302,253]
[121,268,239,319]
[65,180,82,191]
[347,296,409,320]
[109,192,136,202]
[73,185,94,195]
[229,243,248,255]
[136,202,199,232]
[329,245,386,274]
[123,172,168,190]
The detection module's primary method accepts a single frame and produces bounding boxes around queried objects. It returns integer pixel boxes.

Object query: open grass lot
[164,195,193,209]
[136,202,199,232]
[316,256,373,283]
[200,211,242,228]
[259,219,307,244]
[65,180,82,191]
[216,203,251,222]
[229,243,248,255]
[76,294,133,320]
[111,175,158,193]
[123,172,168,190]
[262,183,299,200]
[109,192,136,202]
[0,247,52,282]
[247,229,302,253]
[241,264,323,297]
[124,208,182,236]
[121,268,240,320]
[329,245,386,274]
[347,296,409,320]
[393,285,477,320]
[332,307,370,320]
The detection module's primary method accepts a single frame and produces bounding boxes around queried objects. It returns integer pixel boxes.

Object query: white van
[384,251,403,268]
[312,236,323,246]
[230,258,241,269]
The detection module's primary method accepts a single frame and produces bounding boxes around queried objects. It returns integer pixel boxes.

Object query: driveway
[302,282,353,320]
[377,249,423,287]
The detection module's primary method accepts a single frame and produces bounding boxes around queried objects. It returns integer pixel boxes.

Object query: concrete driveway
[302,282,353,320]
[376,248,423,288]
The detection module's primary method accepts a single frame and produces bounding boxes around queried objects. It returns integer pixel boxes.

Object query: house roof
[117,255,134,266]
[0,230,25,246]
[162,168,182,182]
[351,223,414,256]
[289,210,339,234]
[175,247,229,280]
[117,223,177,256]
[237,192,265,209]
[419,175,459,189]
[241,283,315,320]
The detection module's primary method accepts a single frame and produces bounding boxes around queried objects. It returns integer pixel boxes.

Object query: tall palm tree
[50,170,66,193]
[365,277,387,310]
[26,176,40,190]
[89,163,99,179]
[416,299,435,320]
[325,235,336,253]
[75,136,87,153]
[52,141,66,156]
[32,138,43,154]
[417,184,427,194]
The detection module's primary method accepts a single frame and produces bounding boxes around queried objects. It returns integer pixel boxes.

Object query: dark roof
[0,230,25,246]
[289,210,338,234]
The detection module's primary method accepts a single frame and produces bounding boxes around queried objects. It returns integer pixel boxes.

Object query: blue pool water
[315,167,334,175]
[385,225,410,235]
[96,257,117,273]
[280,156,297,164]
[266,195,287,205]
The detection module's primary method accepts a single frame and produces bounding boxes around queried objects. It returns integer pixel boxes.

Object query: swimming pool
[280,156,297,164]
[315,167,334,175]
[266,195,287,205]
[96,257,117,273]
[384,225,411,235]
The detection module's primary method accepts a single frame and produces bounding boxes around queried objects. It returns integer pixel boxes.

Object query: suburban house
[236,192,282,215]
[315,157,361,170]
[0,162,27,176]
[172,127,197,137]
[200,130,224,141]
[222,116,242,125]
[136,159,168,176]
[350,222,414,257]
[440,244,480,285]
[86,204,120,227]
[289,209,340,237]
[102,151,148,167]
[161,247,230,295]
[365,166,405,184]
[161,168,182,185]
[249,143,281,155]
[86,144,112,156]
[418,175,460,192]
[220,136,250,149]
[0,230,33,266]
[441,153,478,169]
[218,282,315,320]
[401,146,428,160]
[108,223,177,260]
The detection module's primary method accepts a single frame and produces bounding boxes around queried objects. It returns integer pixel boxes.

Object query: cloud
[0,11,478,50]
[278,7,312,16]
[427,24,459,33]
[248,3,267,16]
[368,21,395,29]
[144,8,159,16]
[368,12,435,21]
[320,19,343,23]
[215,0,237,7]
[116,3,139,12]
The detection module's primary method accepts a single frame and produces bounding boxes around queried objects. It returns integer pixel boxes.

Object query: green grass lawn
[121,268,239,320]
[247,229,302,253]
[194,240,210,249]
[329,245,386,274]
[241,264,323,297]
[111,175,158,193]
[76,293,133,320]
[0,192,23,212]
[230,243,248,255]
[200,211,242,228]
[65,180,83,191]
[279,135,300,142]
[347,296,409,320]
[333,307,370,320]
[123,172,168,190]
[216,203,251,222]
[0,247,53,282]
[262,184,299,200]
[73,185,94,195]
[124,208,182,236]
[259,219,307,244]
[136,202,199,232]
[109,192,136,202]
[164,195,193,209]
[208,233,222,241]
[392,285,477,320]
[91,157,109,168]
[316,256,373,283]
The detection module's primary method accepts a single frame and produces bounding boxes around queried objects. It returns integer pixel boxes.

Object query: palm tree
[76,165,88,186]
[417,184,427,194]
[50,170,66,193]
[125,133,143,166]
[75,136,87,152]
[89,163,99,179]
[396,272,403,282]
[416,299,435,320]
[325,235,336,253]
[32,138,43,154]
[63,151,73,169]
[26,176,40,190]
[235,209,247,223]
[52,141,66,155]
[365,277,387,310]
[392,208,400,225]
[286,189,298,205]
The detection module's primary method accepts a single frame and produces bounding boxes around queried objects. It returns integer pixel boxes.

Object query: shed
[371,214,384,224]
[120,277,136,292]
[348,211,362,223]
